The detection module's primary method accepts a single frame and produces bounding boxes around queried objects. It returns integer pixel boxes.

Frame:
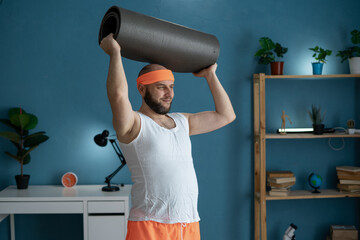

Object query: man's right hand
[100,33,121,56]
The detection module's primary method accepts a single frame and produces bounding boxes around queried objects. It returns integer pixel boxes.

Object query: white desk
[0,185,131,240]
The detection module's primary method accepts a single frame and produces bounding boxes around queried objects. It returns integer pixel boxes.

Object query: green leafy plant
[309,46,332,63]
[255,37,288,64]
[337,29,360,63]
[274,43,288,59]
[0,107,49,176]
[308,104,325,125]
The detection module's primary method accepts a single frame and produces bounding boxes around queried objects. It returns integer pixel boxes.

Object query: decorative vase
[349,57,360,74]
[313,124,324,135]
[270,61,284,75]
[15,174,30,189]
[312,62,323,75]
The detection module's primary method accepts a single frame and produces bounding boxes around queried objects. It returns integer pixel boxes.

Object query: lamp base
[102,185,120,192]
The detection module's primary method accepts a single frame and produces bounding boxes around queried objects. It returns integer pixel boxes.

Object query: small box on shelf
[330,225,358,240]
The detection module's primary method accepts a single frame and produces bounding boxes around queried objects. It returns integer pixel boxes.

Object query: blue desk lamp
[94,130,126,192]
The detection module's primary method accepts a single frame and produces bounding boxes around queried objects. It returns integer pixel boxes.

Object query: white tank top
[118,112,200,224]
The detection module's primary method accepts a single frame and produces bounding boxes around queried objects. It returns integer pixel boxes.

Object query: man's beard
[144,90,172,115]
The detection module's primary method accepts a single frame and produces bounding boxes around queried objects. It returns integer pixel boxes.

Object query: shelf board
[266,133,360,139]
[260,74,360,79]
[266,189,360,200]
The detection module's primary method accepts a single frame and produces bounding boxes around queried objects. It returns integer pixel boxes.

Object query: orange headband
[136,69,174,87]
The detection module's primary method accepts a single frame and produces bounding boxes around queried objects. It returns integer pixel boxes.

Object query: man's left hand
[193,63,217,78]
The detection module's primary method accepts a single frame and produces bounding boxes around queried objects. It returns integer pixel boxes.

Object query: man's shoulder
[169,112,189,120]
[170,112,188,117]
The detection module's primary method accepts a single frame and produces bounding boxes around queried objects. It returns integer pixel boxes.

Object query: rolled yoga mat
[98,6,220,73]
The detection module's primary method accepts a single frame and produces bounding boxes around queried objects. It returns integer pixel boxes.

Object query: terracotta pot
[270,61,284,75]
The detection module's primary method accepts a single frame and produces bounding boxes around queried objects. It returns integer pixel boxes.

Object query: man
[100,33,236,240]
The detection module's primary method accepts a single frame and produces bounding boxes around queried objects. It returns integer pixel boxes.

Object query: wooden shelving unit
[261,74,360,79]
[253,73,360,240]
[266,189,360,200]
[266,133,360,139]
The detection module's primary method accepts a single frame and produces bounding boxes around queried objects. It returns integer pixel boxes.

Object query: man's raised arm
[184,63,236,135]
[100,33,139,143]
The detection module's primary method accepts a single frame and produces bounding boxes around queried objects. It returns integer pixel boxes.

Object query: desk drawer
[0,201,83,214]
[88,215,126,240]
[88,201,125,214]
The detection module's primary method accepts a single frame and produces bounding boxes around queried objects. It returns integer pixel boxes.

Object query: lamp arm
[109,139,126,165]
[103,139,127,187]
[104,162,126,186]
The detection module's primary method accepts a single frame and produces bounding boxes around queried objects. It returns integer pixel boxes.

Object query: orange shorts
[126,221,200,240]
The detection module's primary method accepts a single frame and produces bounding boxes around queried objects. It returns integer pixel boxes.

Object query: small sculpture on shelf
[280,110,292,135]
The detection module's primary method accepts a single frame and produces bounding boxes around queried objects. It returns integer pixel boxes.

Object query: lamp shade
[94,130,109,147]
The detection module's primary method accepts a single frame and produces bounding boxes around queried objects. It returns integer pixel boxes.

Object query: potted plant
[336,29,360,74]
[347,119,355,135]
[255,37,288,75]
[0,107,49,189]
[308,104,325,135]
[309,46,332,75]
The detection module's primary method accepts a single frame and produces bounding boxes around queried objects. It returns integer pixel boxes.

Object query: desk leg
[83,201,88,240]
[10,214,15,240]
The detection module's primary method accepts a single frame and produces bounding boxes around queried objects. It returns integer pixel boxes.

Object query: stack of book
[336,166,360,193]
[267,171,296,196]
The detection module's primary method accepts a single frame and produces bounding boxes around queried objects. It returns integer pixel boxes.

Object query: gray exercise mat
[98,6,220,73]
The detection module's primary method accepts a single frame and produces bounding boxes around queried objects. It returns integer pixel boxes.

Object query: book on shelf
[337,174,360,180]
[339,189,360,193]
[269,187,290,192]
[268,190,289,196]
[267,176,296,184]
[338,188,360,193]
[337,183,360,191]
[336,166,360,173]
[266,171,294,178]
[337,170,360,176]
[267,171,295,195]
[267,181,295,188]
[339,179,360,185]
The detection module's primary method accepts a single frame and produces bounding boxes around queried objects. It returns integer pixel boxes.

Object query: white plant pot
[349,57,360,74]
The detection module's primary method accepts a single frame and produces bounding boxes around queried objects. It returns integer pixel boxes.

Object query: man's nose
[164,87,173,96]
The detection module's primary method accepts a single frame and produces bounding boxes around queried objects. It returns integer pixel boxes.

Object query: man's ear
[138,84,146,97]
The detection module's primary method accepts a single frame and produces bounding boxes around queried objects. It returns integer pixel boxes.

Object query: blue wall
[0,0,359,239]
